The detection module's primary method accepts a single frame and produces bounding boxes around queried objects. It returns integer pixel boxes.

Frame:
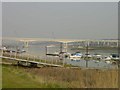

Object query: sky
[1,0,119,2]
[2,2,118,39]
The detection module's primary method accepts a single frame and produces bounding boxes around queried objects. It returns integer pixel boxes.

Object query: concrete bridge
[1,37,119,50]
[2,37,118,42]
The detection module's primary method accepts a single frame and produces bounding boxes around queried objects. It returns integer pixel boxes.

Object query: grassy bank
[2,64,62,88]
[2,63,118,88]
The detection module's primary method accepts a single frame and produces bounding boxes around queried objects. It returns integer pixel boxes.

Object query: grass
[2,63,118,88]
[2,64,40,88]
[2,64,62,88]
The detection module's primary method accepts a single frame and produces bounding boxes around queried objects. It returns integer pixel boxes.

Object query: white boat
[105,60,112,64]
[95,60,100,63]
[69,52,82,60]
[110,54,120,60]
[103,54,120,61]
[83,53,92,58]
[103,56,112,64]
[59,52,71,59]
[0,47,7,50]
[93,54,102,59]
[103,56,111,60]
[70,55,82,60]
[71,58,81,61]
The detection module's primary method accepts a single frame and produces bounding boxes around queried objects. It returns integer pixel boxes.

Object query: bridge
[1,37,119,52]
[1,37,118,43]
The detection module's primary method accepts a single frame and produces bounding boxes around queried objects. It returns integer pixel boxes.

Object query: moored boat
[69,52,82,60]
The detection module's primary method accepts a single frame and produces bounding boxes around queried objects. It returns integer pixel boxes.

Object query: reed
[2,63,118,88]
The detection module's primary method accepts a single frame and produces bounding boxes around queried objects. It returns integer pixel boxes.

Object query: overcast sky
[2,2,118,39]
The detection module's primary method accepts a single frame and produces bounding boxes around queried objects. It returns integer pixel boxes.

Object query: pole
[60,43,62,53]
[85,41,89,88]
[15,46,17,59]
[45,46,48,64]
[45,46,47,56]
[86,43,88,68]
[65,42,68,53]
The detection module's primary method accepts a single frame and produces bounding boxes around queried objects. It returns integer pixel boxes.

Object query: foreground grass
[2,63,118,88]
[2,64,61,88]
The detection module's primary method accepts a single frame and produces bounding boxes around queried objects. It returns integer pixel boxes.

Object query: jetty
[0,55,63,67]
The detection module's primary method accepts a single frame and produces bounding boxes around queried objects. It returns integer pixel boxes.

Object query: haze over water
[2,2,118,69]
[3,2,118,39]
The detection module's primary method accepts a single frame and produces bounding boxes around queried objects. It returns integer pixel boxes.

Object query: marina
[1,38,119,69]
[1,2,119,88]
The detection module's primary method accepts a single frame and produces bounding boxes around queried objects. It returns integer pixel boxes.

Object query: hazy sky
[2,2,118,39]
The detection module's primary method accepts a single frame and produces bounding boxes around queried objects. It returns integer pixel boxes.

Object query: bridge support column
[107,42,110,47]
[60,42,68,52]
[87,41,90,47]
[97,41,99,47]
[63,42,68,52]
[117,42,118,47]
[23,41,29,48]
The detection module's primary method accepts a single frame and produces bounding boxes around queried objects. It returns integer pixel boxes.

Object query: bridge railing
[1,50,63,66]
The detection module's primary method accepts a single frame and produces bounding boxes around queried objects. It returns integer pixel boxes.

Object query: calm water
[3,40,118,69]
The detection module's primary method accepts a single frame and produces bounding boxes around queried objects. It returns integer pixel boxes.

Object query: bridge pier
[60,42,68,52]
[97,41,100,47]
[107,42,110,47]
[63,42,68,52]
[23,41,29,48]
[117,42,118,47]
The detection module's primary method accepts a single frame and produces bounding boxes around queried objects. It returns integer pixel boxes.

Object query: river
[3,40,118,69]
